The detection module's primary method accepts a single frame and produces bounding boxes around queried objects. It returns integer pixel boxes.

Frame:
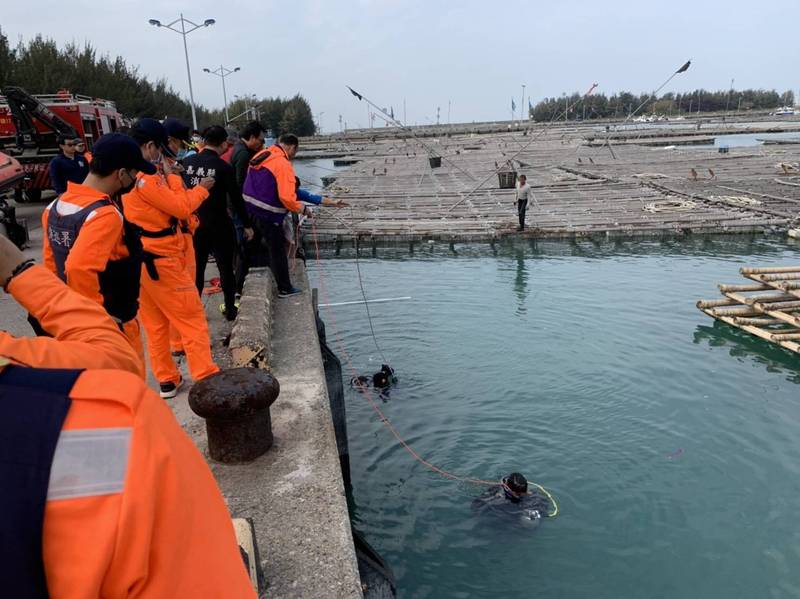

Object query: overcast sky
[4,0,799,131]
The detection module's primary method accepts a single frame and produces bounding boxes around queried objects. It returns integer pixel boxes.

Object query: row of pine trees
[0,29,316,136]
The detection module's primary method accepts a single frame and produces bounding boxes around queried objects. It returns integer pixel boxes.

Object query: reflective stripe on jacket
[242,145,302,224]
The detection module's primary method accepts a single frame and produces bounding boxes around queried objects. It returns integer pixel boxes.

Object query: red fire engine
[0,87,124,202]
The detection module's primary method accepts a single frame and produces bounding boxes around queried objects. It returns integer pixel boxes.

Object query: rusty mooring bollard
[188,368,280,463]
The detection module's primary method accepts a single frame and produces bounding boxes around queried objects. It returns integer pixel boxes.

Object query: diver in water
[350,364,396,400]
[471,473,553,526]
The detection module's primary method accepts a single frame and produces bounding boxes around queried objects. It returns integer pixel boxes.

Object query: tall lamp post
[148,14,215,130]
[317,111,324,135]
[204,65,240,124]
[521,84,526,121]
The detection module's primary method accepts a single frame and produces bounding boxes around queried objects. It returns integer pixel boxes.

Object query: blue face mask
[177,148,189,160]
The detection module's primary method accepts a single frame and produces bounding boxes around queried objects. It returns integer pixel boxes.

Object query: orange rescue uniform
[124,171,218,384]
[42,182,145,377]
[169,215,199,354]
[0,266,256,597]
[1,265,141,374]
[41,369,257,598]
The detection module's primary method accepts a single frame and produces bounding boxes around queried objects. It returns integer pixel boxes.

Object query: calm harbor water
[308,236,800,599]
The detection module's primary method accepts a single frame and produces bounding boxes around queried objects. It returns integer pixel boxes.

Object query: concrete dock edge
[181,265,363,598]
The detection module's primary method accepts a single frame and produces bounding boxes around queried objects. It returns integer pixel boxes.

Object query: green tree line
[0,29,316,135]
[531,88,795,122]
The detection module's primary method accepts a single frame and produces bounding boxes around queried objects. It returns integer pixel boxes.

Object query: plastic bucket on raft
[428,156,442,168]
[497,170,517,189]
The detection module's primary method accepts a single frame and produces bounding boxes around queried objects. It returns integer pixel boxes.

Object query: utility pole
[725,78,734,118]
[436,106,440,126]
[203,65,240,124]
[317,112,324,134]
[521,84,526,121]
[339,114,343,133]
[403,98,407,125]
[148,14,216,130]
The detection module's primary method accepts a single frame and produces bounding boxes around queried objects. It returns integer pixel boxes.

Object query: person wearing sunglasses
[48,134,90,196]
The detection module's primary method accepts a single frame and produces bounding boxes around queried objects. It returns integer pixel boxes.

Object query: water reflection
[513,248,528,316]
[693,321,800,384]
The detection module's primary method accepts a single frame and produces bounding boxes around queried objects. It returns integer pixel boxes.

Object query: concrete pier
[173,266,363,599]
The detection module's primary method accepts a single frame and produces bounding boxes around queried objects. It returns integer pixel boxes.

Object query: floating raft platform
[304,117,800,244]
[697,265,800,354]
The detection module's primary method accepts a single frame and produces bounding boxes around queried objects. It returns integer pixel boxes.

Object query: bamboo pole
[732,317,781,326]
[718,283,770,293]
[756,273,800,282]
[709,306,763,317]
[743,274,800,302]
[770,331,800,341]
[740,266,800,275]
[696,298,738,309]
[701,310,800,354]
[752,300,800,311]
[724,291,796,306]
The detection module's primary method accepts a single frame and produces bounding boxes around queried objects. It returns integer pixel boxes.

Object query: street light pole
[317,112,324,135]
[521,84,526,121]
[203,65,241,124]
[148,14,215,130]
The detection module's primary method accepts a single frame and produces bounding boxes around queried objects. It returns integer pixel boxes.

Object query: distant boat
[771,107,797,116]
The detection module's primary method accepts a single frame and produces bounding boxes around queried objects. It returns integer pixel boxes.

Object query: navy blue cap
[91,133,157,175]
[163,117,191,143]
[132,118,175,158]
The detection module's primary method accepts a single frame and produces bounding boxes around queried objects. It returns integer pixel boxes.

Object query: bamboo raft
[304,118,800,244]
[697,266,800,354]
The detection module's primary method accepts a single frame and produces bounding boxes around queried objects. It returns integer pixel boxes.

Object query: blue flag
[511,98,516,111]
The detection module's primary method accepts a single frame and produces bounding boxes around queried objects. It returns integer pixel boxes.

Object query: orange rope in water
[309,219,496,487]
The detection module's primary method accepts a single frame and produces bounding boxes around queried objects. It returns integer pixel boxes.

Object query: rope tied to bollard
[308,219,559,518]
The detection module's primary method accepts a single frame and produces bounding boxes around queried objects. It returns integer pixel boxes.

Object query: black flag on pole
[347,86,363,101]
[676,60,691,74]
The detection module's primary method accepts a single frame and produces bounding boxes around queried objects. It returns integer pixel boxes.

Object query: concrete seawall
[173,266,363,598]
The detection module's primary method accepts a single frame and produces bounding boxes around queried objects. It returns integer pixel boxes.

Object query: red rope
[309,219,496,487]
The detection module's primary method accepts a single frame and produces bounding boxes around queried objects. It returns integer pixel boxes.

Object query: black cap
[92,133,157,175]
[132,118,175,158]
[163,117,191,143]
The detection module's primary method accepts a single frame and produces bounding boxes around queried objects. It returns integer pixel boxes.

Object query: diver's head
[502,472,528,502]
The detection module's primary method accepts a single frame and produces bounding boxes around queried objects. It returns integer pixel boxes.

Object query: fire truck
[0,86,124,202]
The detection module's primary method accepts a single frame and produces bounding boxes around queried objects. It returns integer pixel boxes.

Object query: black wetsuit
[471,486,552,526]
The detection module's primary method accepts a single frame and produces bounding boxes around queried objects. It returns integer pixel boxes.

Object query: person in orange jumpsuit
[163,118,199,357]
[0,234,257,598]
[123,118,218,398]
[169,214,199,357]
[41,132,155,378]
